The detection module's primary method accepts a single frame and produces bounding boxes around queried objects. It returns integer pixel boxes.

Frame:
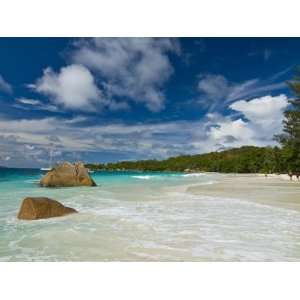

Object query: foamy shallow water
[0,169,300,261]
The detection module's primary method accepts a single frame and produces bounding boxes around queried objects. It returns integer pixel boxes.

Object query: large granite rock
[17,197,77,220]
[40,162,96,187]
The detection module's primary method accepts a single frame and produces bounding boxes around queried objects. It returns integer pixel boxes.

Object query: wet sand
[186,174,300,212]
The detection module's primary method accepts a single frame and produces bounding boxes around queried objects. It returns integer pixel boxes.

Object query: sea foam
[182,173,205,177]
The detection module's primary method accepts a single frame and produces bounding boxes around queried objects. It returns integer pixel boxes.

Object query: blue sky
[0,37,299,168]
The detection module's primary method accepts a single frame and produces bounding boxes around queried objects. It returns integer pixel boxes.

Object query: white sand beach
[186,173,300,212]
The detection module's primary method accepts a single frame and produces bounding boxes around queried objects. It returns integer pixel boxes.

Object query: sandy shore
[186,173,300,212]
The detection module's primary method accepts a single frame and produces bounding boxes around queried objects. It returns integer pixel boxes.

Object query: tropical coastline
[1,38,300,262]
[0,167,300,261]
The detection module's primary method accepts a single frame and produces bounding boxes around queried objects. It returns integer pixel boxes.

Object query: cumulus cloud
[0,74,12,94]
[205,115,259,150]
[205,94,289,150]
[186,93,288,154]
[209,118,253,141]
[31,64,102,111]
[72,38,179,112]
[230,94,288,130]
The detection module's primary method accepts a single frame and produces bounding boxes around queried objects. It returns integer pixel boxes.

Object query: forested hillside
[86,146,287,173]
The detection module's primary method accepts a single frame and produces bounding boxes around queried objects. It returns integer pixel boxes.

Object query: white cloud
[72,38,179,112]
[197,74,230,101]
[197,72,287,111]
[197,74,259,103]
[14,98,59,112]
[209,118,253,141]
[0,94,289,167]
[205,116,258,150]
[31,64,102,111]
[17,98,41,105]
[193,94,289,152]
[228,81,286,102]
[0,74,12,94]
[230,94,288,131]
[227,79,260,101]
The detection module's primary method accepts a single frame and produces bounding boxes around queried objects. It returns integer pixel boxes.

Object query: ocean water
[0,168,300,261]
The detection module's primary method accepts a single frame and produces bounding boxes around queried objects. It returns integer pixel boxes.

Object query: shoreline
[183,173,300,213]
[1,169,300,261]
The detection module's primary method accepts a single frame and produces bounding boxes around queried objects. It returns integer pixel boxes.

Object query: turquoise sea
[1,168,300,261]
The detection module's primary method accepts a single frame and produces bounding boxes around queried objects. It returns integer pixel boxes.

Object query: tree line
[86,68,300,174]
[86,146,286,173]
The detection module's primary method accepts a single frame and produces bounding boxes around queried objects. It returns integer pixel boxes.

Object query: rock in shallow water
[17,197,77,220]
[40,162,96,187]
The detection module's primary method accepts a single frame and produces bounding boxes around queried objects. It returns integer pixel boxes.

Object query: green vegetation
[87,69,300,174]
[275,68,300,174]
[86,146,288,173]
